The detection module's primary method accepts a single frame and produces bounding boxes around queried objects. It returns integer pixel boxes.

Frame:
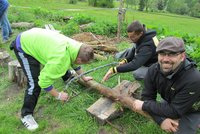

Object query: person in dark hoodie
[102,20,158,81]
[132,37,200,134]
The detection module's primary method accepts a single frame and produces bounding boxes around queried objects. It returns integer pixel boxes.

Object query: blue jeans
[0,9,12,41]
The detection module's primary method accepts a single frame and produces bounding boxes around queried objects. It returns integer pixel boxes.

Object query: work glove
[102,67,117,82]
[56,91,70,102]
[119,59,127,65]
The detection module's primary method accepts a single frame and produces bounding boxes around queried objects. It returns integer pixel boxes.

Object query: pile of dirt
[72,32,130,60]
[72,32,121,54]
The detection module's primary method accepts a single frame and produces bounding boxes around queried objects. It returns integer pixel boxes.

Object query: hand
[119,59,127,65]
[102,67,117,82]
[82,76,93,82]
[160,118,179,133]
[132,99,144,111]
[57,91,70,102]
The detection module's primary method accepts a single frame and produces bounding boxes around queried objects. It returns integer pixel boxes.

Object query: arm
[117,47,153,73]
[48,87,69,101]
[75,67,93,82]
[102,47,153,81]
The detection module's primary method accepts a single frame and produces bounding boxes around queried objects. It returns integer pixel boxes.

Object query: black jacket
[117,29,158,72]
[142,58,200,125]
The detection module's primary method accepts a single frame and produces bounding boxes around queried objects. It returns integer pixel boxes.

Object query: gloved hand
[102,67,117,82]
[56,91,70,102]
[119,59,127,65]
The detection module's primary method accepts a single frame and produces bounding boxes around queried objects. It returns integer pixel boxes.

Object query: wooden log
[94,53,107,61]
[16,64,27,87]
[78,79,151,118]
[8,60,18,82]
[88,45,118,53]
[87,80,140,124]
[80,23,93,31]
[11,22,34,29]
[0,51,11,67]
[85,40,107,45]
[8,60,27,88]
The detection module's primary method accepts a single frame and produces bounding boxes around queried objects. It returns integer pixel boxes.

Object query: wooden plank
[78,79,150,119]
[86,80,141,125]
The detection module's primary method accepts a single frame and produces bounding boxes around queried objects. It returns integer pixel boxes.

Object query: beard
[159,61,183,76]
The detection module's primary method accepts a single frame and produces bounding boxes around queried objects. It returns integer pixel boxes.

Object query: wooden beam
[78,79,151,118]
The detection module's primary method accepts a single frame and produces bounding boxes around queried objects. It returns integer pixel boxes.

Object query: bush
[62,22,80,36]
[88,0,114,8]
[33,8,64,21]
[84,21,127,37]
[72,14,94,25]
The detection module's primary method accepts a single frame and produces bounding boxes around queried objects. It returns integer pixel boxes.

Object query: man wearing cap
[132,37,200,133]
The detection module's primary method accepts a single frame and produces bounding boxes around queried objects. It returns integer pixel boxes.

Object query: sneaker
[21,115,38,131]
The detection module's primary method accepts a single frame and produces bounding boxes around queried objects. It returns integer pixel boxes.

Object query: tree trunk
[117,0,125,42]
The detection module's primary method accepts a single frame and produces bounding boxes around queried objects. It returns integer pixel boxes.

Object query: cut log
[8,60,18,82]
[94,53,107,61]
[87,80,140,124]
[16,63,27,87]
[11,22,34,29]
[80,23,93,31]
[0,51,11,67]
[88,45,118,53]
[8,60,27,88]
[78,79,151,118]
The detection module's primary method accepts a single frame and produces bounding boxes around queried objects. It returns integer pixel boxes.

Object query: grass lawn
[0,0,200,134]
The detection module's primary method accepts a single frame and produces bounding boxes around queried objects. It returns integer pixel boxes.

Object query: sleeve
[141,67,157,101]
[148,111,166,125]
[39,56,71,90]
[117,46,153,73]
[125,47,135,62]
[71,64,81,71]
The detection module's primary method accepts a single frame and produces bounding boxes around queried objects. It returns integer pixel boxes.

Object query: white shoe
[21,115,38,131]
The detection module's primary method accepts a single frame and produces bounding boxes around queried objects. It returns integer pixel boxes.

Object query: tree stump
[8,60,27,88]
[0,51,11,67]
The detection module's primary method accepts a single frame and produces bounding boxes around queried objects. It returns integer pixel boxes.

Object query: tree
[190,2,200,17]
[139,0,145,11]
[69,0,77,4]
[88,0,114,8]
[88,0,97,6]
[157,0,165,10]
[126,0,139,9]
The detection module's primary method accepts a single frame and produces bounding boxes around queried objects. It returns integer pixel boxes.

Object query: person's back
[20,28,82,65]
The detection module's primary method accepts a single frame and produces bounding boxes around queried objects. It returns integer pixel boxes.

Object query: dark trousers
[11,41,41,117]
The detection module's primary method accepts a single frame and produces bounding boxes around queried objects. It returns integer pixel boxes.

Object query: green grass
[0,0,200,134]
